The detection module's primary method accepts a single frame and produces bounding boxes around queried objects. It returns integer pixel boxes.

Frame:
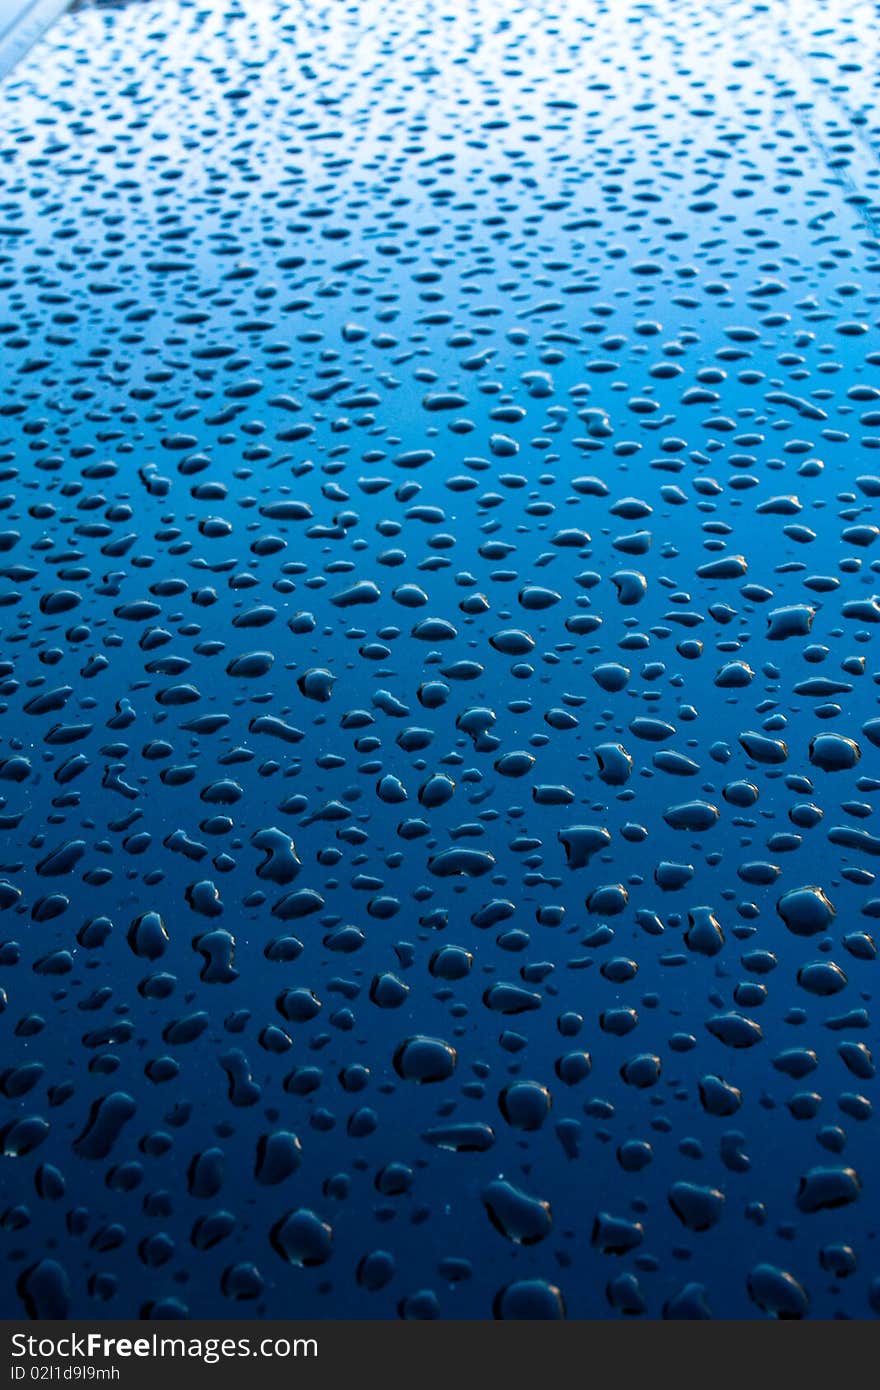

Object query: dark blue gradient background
[0,0,879,1320]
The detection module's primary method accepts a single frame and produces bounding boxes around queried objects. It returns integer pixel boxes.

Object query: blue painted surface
[0,0,879,1320]
[0,0,67,79]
